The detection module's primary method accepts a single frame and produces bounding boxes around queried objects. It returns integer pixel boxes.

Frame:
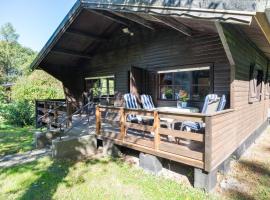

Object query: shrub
[1,70,65,127]
[2,100,34,126]
[12,70,64,101]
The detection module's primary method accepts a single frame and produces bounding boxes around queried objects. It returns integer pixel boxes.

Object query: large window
[85,76,115,98]
[158,67,211,101]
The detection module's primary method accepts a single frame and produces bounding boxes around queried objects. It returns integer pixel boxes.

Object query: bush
[0,70,65,127]
[11,70,64,101]
[2,100,34,126]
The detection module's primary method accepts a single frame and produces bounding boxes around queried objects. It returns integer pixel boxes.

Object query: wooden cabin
[32,0,270,190]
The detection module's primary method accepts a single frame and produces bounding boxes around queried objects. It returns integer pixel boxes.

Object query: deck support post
[153,111,160,150]
[194,168,217,192]
[96,105,101,135]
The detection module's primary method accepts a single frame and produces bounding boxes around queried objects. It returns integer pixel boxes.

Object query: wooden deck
[96,105,234,171]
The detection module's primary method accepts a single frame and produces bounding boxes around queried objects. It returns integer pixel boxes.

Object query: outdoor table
[156,107,200,130]
[156,107,200,113]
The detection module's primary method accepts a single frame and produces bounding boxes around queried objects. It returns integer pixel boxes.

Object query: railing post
[35,100,38,128]
[154,111,160,151]
[204,116,212,172]
[54,102,58,125]
[119,107,126,140]
[96,105,101,135]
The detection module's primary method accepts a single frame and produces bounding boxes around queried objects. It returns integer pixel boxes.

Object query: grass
[217,129,270,200]
[1,124,269,200]
[0,122,35,156]
[0,156,212,200]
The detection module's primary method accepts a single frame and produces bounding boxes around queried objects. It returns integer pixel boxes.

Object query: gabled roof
[31,0,270,70]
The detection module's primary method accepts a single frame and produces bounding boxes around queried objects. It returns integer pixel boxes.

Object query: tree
[0,22,19,43]
[0,23,36,83]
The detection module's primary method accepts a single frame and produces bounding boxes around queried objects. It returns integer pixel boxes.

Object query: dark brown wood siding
[79,30,230,107]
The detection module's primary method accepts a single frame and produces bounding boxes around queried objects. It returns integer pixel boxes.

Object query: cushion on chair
[124,93,139,109]
[141,94,155,109]
[217,94,226,111]
[201,94,218,114]
[124,93,141,122]
[182,121,201,131]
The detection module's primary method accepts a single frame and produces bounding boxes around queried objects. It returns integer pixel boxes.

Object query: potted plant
[178,90,189,108]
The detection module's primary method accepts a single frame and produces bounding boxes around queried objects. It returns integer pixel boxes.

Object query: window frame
[157,65,213,102]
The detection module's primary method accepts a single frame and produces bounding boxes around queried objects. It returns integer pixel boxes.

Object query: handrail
[58,102,94,131]
[98,105,235,117]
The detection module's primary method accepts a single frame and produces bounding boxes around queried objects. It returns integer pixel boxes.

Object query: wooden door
[129,66,150,95]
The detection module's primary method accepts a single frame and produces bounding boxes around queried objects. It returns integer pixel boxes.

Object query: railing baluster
[96,105,101,135]
[154,111,160,151]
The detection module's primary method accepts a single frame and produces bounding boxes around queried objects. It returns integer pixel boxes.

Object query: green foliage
[2,101,34,126]
[0,23,64,126]
[12,70,64,101]
[1,70,65,126]
[0,23,36,83]
[0,22,19,42]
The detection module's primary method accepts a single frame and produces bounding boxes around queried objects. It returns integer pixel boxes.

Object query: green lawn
[0,123,34,156]
[0,124,212,200]
[0,156,212,200]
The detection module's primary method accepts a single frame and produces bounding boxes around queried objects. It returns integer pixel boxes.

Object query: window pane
[174,85,190,100]
[160,86,174,100]
[191,85,209,101]
[174,72,190,85]
[85,77,115,98]
[108,79,115,95]
[158,68,210,101]
[160,73,173,85]
[91,79,100,97]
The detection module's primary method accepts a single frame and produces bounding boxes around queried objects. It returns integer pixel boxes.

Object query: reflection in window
[85,76,115,98]
[159,67,210,101]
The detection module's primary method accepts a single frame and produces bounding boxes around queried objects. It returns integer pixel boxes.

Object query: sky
[0,0,77,52]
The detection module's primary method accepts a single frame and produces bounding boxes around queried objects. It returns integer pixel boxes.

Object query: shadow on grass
[224,160,270,200]
[225,188,256,200]
[239,160,270,177]
[18,159,74,200]
[16,156,121,199]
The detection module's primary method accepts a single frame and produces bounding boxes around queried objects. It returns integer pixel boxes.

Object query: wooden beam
[255,13,270,46]
[88,9,128,26]
[108,11,155,30]
[66,29,107,41]
[148,15,192,36]
[51,49,92,59]
[215,22,235,109]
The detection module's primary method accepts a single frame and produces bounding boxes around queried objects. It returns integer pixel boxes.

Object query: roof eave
[30,0,83,70]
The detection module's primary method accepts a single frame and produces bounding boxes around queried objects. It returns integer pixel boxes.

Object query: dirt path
[0,148,51,168]
[215,128,270,200]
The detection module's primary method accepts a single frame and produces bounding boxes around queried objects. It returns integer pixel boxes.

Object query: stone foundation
[52,135,97,160]
[35,130,62,149]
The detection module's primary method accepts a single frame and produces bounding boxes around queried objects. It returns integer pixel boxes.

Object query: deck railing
[96,105,211,169]
[35,99,67,129]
